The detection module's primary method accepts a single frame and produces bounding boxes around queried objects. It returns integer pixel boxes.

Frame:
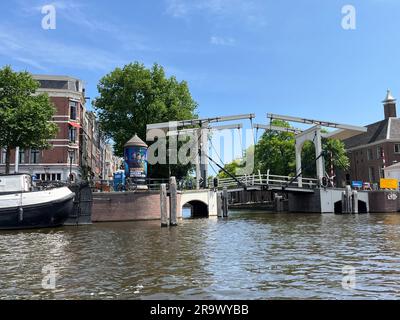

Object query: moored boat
[0,174,74,230]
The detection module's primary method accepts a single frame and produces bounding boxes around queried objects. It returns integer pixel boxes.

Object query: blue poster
[124,146,148,179]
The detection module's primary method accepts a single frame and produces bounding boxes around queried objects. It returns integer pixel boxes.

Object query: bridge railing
[215,173,318,189]
[90,173,318,192]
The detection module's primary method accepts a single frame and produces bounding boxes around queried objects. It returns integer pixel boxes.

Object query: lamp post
[68,149,74,183]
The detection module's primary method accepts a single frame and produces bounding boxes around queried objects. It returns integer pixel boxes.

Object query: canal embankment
[91,190,182,222]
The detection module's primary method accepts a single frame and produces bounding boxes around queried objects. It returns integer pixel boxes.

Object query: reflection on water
[1,211,400,299]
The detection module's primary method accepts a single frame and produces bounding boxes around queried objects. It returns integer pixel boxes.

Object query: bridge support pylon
[295,125,324,187]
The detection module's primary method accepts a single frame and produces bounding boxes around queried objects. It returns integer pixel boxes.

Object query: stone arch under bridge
[180,190,219,218]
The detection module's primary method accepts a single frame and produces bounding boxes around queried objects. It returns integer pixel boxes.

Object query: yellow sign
[380,178,398,189]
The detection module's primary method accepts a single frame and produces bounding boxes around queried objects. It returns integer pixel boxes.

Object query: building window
[0,148,5,164]
[395,144,400,154]
[70,101,78,120]
[19,149,25,164]
[369,167,376,182]
[69,127,77,143]
[377,146,384,159]
[30,149,40,164]
[36,173,62,181]
[367,149,373,161]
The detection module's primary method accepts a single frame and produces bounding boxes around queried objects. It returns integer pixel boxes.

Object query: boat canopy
[0,174,31,193]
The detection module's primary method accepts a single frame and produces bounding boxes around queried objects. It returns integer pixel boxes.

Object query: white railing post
[258,169,262,184]
[266,169,270,185]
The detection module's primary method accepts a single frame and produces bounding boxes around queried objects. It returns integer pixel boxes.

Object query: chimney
[383,89,397,119]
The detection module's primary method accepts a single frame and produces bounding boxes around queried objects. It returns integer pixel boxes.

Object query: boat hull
[0,193,74,230]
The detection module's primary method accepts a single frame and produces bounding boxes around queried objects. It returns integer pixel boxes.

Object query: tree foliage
[254,120,296,176]
[0,66,58,173]
[253,120,349,177]
[94,62,198,179]
[301,137,350,177]
[217,159,244,179]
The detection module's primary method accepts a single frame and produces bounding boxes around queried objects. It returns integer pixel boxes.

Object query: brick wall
[368,191,400,213]
[349,142,400,183]
[92,191,182,222]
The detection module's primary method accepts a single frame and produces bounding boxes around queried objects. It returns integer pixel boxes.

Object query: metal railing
[214,172,319,190]
[90,177,179,192]
[87,172,319,192]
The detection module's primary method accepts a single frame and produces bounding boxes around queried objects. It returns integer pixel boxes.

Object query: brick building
[342,90,400,184]
[0,74,119,182]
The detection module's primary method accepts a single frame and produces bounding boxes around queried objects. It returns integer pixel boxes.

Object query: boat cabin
[0,174,32,193]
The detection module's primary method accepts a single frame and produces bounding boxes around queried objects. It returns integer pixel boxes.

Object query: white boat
[0,174,74,230]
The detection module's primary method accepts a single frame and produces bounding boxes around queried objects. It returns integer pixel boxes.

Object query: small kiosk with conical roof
[124,134,148,190]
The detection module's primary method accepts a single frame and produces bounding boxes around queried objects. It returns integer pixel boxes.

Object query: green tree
[94,62,198,179]
[217,159,244,179]
[254,120,296,176]
[0,66,58,174]
[254,120,349,177]
[301,137,350,177]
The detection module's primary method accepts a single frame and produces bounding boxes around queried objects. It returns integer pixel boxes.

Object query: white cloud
[0,27,126,72]
[165,0,189,17]
[14,57,48,71]
[165,0,267,27]
[15,0,154,52]
[210,36,236,46]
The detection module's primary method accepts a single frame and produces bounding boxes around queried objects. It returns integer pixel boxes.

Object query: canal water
[1,211,400,300]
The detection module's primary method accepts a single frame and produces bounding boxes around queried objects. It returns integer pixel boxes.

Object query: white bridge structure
[148,112,370,216]
[180,189,219,217]
[179,171,369,215]
[216,171,318,191]
[256,113,368,187]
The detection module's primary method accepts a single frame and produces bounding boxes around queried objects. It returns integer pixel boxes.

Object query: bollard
[342,185,354,214]
[352,191,358,214]
[223,187,229,217]
[274,195,283,212]
[345,185,352,214]
[160,184,168,227]
[341,191,347,214]
[170,177,178,226]
[217,192,223,218]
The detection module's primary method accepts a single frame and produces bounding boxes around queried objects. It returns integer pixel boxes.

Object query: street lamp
[68,149,75,183]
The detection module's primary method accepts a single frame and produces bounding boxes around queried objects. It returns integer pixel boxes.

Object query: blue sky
[0,0,399,128]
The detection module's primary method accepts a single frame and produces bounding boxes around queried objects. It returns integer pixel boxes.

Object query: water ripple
[1,212,400,299]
